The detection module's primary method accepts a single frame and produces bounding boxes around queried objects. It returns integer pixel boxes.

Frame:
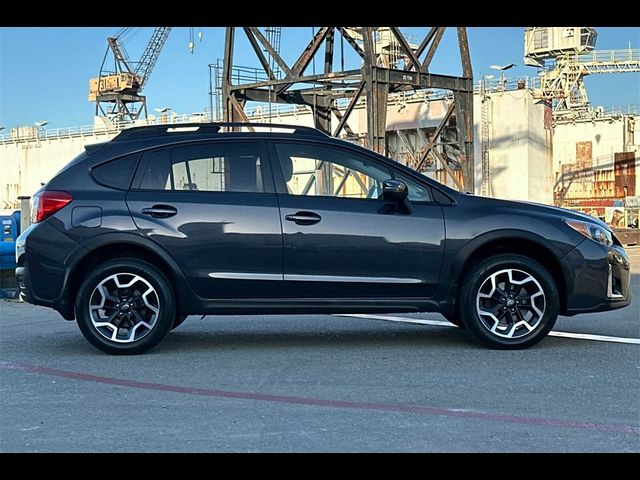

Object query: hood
[463,194,612,231]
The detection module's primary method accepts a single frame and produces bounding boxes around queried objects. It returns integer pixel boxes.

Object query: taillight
[31,191,73,223]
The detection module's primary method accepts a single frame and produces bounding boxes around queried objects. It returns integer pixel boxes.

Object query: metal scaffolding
[221,27,475,192]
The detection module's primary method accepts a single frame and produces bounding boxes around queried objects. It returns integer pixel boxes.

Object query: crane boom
[107,36,135,74]
[135,27,172,87]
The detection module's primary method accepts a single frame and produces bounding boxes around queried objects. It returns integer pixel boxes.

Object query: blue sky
[1,26,638,129]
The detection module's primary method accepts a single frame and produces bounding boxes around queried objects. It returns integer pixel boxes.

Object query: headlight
[565,219,613,247]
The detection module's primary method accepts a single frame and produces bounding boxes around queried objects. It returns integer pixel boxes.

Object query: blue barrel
[0,210,20,270]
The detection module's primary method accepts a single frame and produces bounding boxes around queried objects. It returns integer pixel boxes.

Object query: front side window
[275,143,392,200]
[139,142,264,193]
[275,143,431,202]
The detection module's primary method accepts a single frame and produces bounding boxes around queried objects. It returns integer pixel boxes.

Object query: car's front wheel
[75,259,175,355]
[458,254,559,349]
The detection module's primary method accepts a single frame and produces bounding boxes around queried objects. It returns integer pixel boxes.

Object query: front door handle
[285,211,322,226]
[141,205,178,218]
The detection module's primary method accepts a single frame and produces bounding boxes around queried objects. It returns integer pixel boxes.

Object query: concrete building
[552,111,639,226]
[1,129,118,209]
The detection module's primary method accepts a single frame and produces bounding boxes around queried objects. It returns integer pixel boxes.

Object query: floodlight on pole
[490,63,516,71]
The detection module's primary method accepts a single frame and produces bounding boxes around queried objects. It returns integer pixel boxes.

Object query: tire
[75,258,176,355]
[457,254,559,349]
[171,314,188,330]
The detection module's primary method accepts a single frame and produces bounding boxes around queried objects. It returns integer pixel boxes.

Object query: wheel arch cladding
[454,236,568,315]
[66,242,180,319]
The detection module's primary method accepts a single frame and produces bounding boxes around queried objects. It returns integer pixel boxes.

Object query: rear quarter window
[91,153,140,190]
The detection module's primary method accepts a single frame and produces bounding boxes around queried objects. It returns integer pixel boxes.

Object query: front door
[270,141,445,298]
[127,140,283,299]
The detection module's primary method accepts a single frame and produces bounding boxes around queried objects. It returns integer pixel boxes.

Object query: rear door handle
[285,211,322,226]
[141,205,178,218]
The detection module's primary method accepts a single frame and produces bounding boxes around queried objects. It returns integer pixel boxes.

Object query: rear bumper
[16,261,74,319]
[564,242,631,316]
[15,221,80,320]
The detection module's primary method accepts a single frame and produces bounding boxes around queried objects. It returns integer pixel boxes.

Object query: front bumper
[563,241,631,315]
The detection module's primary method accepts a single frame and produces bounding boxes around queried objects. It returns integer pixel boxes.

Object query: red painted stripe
[2,360,638,435]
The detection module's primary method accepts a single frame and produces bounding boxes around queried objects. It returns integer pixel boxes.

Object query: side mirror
[382,179,413,214]
[382,179,408,202]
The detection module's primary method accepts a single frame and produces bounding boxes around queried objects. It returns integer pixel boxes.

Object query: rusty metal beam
[228,95,255,131]
[248,27,292,77]
[222,27,235,123]
[324,28,334,74]
[330,104,356,137]
[290,27,331,77]
[243,27,276,81]
[362,28,388,154]
[432,147,464,190]
[237,86,358,105]
[332,80,365,137]
[337,27,365,59]
[415,101,455,172]
[227,69,361,91]
[276,27,331,96]
[422,27,445,71]
[389,27,421,72]
[457,27,473,78]
[372,68,471,92]
[454,90,474,190]
[415,27,438,59]
[396,130,419,165]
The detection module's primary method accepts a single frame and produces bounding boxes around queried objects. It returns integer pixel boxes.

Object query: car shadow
[158,323,476,354]
[32,321,475,357]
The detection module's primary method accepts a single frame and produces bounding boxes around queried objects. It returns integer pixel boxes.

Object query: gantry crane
[536,48,640,118]
[524,27,640,119]
[89,27,172,122]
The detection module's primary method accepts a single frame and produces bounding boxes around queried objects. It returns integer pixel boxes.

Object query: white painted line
[546,330,640,345]
[337,313,452,327]
[337,313,640,345]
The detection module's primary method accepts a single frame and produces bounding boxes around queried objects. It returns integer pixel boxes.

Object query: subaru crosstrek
[15,123,631,354]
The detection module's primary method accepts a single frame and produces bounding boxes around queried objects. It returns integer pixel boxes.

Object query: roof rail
[112,122,328,142]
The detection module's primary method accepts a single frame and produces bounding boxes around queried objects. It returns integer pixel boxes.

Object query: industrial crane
[89,27,173,122]
[524,27,640,120]
[536,48,640,119]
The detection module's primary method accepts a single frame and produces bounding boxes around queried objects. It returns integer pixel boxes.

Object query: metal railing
[604,104,640,116]
[0,112,213,145]
[566,48,640,66]
[3,77,636,145]
[473,76,542,94]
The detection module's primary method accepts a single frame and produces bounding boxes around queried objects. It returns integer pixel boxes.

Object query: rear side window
[92,153,140,190]
[138,142,264,193]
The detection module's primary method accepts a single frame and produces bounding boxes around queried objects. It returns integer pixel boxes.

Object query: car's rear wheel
[458,254,559,349]
[75,259,175,355]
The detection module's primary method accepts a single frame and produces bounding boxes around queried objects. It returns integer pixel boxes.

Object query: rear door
[127,140,283,299]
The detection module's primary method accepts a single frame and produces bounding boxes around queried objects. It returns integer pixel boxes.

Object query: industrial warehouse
[0,26,639,453]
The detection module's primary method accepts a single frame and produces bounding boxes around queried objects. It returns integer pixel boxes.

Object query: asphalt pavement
[0,262,638,452]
